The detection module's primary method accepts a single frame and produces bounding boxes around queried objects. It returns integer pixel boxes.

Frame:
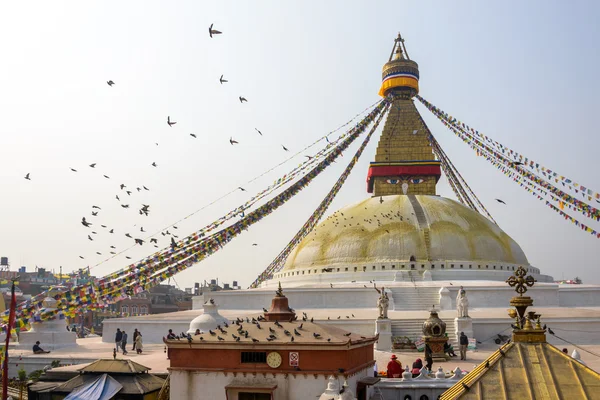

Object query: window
[441,264,445,269]
[431,265,435,269]
[420,395,429,400]
[451,264,455,269]
[382,266,385,270]
[460,264,463,269]
[131,305,138,315]
[121,305,128,313]
[345,268,348,271]
[392,265,396,269]
[140,305,148,315]
[421,264,425,269]
[372,266,376,270]
[241,352,267,363]
[238,393,271,400]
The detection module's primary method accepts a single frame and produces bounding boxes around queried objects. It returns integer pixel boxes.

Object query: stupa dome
[187,300,229,334]
[276,195,537,279]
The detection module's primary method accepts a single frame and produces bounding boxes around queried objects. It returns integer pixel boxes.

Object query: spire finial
[276,281,284,297]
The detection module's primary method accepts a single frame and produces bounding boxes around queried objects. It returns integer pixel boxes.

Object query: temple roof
[440,341,600,399]
[166,320,376,347]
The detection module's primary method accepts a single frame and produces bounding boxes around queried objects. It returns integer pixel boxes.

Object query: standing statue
[456,286,469,318]
[374,284,389,319]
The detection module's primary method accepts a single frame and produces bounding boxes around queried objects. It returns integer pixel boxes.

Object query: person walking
[135,332,143,354]
[115,328,123,353]
[132,329,140,351]
[121,330,128,355]
[459,331,469,360]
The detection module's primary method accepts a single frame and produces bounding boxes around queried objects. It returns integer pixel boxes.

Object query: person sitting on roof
[33,341,51,354]
[386,354,403,378]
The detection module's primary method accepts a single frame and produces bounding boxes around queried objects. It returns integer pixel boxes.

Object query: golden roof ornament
[506,266,536,295]
[276,281,284,297]
[506,266,546,342]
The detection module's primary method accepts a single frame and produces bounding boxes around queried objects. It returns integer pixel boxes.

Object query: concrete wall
[472,318,600,346]
[559,286,600,307]
[170,368,370,400]
[102,318,190,344]
[439,285,561,310]
[199,288,380,311]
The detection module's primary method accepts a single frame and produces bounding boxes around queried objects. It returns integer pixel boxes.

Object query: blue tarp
[64,374,123,400]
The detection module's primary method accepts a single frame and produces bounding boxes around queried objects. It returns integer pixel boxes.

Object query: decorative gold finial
[506,266,536,296]
[276,281,284,297]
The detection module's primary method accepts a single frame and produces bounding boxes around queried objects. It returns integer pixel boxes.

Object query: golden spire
[506,266,546,342]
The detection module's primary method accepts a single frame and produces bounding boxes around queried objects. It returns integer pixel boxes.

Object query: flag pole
[2,278,17,400]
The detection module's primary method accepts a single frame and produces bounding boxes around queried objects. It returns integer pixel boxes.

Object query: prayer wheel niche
[422,308,449,362]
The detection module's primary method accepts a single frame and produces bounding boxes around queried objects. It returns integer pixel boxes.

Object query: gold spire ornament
[505,266,546,342]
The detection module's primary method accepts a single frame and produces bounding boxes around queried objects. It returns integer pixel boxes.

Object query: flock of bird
[166,310,366,345]
[20,23,304,269]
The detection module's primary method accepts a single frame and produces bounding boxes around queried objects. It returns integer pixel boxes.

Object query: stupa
[102,34,600,351]
[270,33,550,287]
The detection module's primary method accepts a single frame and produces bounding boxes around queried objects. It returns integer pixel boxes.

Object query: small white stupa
[187,299,229,334]
[19,296,77,350]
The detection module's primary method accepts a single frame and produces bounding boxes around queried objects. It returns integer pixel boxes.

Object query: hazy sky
[1,1,599,287]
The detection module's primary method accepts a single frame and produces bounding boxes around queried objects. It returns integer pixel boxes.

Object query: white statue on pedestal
[456,286,469,318]
[374,284,389,319]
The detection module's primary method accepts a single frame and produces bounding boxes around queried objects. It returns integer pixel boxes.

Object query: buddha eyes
[385,178,424,184]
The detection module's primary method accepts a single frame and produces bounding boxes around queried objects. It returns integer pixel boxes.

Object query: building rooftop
[79,358,151,374]
[441,341,600,399]
[166,320,376,347]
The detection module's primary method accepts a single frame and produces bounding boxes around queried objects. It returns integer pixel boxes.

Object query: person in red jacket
[386,354,403,378]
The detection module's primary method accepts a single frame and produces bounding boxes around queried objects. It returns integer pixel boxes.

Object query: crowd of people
[114,328,144,355]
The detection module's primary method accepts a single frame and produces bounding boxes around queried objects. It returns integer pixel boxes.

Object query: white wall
[171,367,371,400]
[472,318,600,345]
[200,288,380,311]
[559,286,600,307]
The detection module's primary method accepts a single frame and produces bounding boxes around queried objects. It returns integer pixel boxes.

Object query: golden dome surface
[281,195,530,272]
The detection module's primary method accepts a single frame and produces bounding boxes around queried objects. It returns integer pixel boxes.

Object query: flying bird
[152,162,157,167]
[167,116,176,127]
[140,227,145,232]
[79,256,84,259]
[209,23,222,38]
[24,173,31,180]
[238,187,246,192]
[126,256,131,259]
[282,145,289,152]
[126,191,132,196]
[116,195,120,201]
[219,75,228,84]
[255,128,262,136]
[252,243,258,246]
[109,229,114,234]
[143,186,149,191]
[120,184,126,189]
[91,211,98,216]
[70,168,77,172]
[150,238,158,244]
[81,217,92,227]
[305,155,313,160]
[121,204,130,208]
[239,96,247,103]
[495,199,506,205]
[92,205,101,209]
[89,163,96,168]
[171,237,178,249]
[87,235,93,241]
[107,80,115,86]
[125,233,132,238]
[229,137,239,145]
[512,161,523,166]
[190,133,197,138]
[134,238,144,245]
